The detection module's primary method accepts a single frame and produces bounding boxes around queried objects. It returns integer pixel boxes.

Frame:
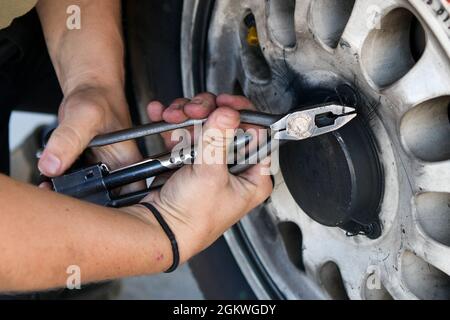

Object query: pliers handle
[89,102,356,147]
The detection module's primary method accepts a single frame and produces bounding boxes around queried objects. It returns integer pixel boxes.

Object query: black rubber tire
[125,0,255,300]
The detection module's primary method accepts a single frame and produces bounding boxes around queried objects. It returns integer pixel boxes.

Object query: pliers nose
[237,103,356,141]
[271,104,357,141]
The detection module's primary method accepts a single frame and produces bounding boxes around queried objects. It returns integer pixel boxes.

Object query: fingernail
[38,153,61,176]
[191,98,204,105]
[170,103,182,110]
[217,113,237,128]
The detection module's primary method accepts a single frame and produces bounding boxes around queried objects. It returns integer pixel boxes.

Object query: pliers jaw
[271,104,357,141]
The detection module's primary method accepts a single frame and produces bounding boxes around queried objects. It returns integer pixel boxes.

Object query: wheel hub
[280,86,384,239]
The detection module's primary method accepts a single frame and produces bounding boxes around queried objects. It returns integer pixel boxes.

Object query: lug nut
[244,14,259,46]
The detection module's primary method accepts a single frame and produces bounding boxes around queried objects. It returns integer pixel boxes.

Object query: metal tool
[51,102,356,207]
[89,103,356,147]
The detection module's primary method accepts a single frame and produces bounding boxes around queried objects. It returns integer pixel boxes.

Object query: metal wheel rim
[181,0,450,300]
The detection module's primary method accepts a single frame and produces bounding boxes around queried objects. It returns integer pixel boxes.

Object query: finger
[238,157,272,185]
[147,101,177,149]
[194,107,240,177]
[147,100,175,149]
[183,92,217,119]
[38,182,53,190]
[88,140,146,193]
[216,94,257,111]
[241,125,269,156]
[150,170,175,188]
[148,100,194,150]
[216,94,262,132]
[38,114,98,177]
[162,98,191,124]
[147,101,165,122]
[162,126,195,150]
[238,159,273,204]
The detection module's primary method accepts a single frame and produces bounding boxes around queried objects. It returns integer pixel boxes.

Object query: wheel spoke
[383,41,450,116]
[414,161,450,193]
[266,0,296,49]
[339,0,397,54]
[245,0,281,64]
[293,0,313,37]
[338,264,368,299]
[382,275,417,300]
[410,193,450,276]
[409,235,450,276]
[239,210,325,299]
[308,0,357,49]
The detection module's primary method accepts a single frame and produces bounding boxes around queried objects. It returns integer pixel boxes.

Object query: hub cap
[279,87,384,239]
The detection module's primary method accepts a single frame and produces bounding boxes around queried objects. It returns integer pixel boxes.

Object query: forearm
[36,0,125,95]
[0,175,172,293]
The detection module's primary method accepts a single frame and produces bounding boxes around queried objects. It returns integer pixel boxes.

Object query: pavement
[9,111,204,300]
[117,264,203,300]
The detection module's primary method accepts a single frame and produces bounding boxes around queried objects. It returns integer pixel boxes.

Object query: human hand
[147,92,261,148]
[38,85,143,183]
[147,92,219,149]
[138,95,273,263]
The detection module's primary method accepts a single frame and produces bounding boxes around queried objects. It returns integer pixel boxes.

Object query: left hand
[38,85,143,183]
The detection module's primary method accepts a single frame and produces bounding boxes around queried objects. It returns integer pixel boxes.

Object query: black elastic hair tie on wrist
[140,202,179,273]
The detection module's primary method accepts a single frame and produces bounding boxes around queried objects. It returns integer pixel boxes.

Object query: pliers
[88,103,356,147]
[50,102,356,207]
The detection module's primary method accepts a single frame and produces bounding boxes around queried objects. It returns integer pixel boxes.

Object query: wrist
[121,204,176,272]
[63,75,124,100]
[132,200,194,265]
[146,200,200,265]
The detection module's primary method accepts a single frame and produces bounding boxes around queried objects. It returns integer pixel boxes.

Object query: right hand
[146,92,262,149]
[129,96,273,265]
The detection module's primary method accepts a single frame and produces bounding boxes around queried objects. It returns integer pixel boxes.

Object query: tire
[127,0,450,299]
[125,0,255,300]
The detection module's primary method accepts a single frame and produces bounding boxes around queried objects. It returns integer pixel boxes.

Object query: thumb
[38,115,97,177]
[194,107,240,176]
